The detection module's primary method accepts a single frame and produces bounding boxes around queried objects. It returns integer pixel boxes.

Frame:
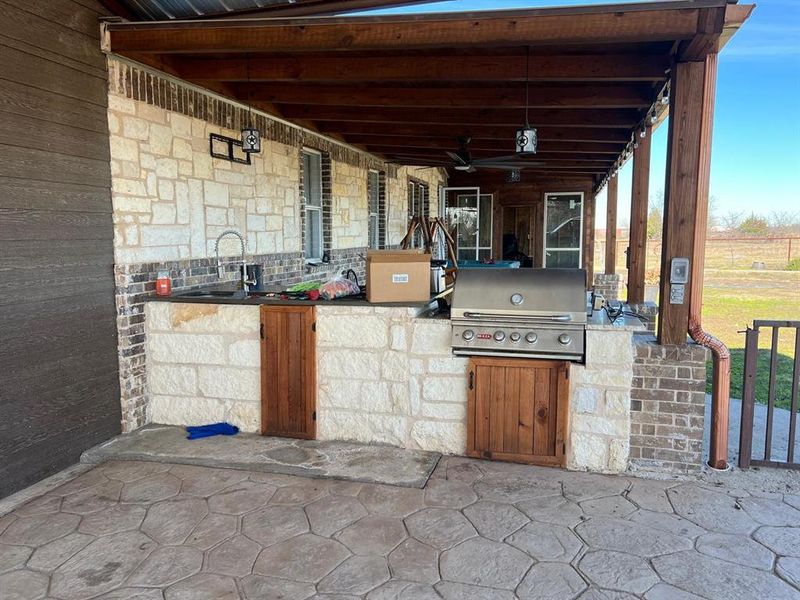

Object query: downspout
[687,53,730,470]
[689,313,731,470]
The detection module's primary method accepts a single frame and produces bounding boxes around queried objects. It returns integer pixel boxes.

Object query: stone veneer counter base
[82,425,440,488]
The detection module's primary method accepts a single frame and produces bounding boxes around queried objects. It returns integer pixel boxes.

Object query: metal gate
[739,320,800,469]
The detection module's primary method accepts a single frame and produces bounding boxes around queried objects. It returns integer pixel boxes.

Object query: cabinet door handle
[469,371,474,390]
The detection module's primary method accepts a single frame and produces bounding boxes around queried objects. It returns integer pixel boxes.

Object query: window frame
[407,178,429,247]
[542,191,584,268]
[368,169,381,249]
[302,148,324,262]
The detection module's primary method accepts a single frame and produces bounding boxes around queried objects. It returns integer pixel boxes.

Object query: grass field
[594,238,799,408]
[701,270,799,409]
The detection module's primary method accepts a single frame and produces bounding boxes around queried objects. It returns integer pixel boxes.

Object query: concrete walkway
[2,457,800,599]
[81,425,440,488]
[705,397,800,466]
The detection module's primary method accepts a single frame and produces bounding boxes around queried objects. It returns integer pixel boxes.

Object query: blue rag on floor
[186,422,239,440]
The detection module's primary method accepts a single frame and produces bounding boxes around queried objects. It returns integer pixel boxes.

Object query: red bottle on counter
[156,270,172,296]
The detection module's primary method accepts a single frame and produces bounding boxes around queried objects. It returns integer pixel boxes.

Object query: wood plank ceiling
[104,0,751,187]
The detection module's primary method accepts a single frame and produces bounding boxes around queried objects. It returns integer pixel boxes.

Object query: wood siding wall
[0,0,120,497]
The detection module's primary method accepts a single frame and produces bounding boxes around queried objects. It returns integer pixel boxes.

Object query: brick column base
[629,335,709,473]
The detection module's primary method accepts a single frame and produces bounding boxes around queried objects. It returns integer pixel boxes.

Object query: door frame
[441,186,495,261]
[542,191,584,269]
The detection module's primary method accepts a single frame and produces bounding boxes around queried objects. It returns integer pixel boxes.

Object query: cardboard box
[367,249,431,303]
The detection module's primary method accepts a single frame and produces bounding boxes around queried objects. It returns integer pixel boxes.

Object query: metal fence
[739,320,800,469]
[594,237,800,273]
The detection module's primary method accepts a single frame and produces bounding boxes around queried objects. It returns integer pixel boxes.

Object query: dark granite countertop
[149,284,449,312]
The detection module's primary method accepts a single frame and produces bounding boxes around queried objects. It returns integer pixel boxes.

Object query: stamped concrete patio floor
[2,457,800,600]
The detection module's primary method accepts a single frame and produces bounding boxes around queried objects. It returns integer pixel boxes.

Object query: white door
[543,192,583,268]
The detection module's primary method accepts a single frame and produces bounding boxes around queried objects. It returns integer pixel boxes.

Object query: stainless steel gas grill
[451,268,588,362]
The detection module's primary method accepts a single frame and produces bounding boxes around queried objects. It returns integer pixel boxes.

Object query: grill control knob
[493,331,506,342]
[462,329,475,341]
[525,332,538,344]
[558,333,572,346]
[509,332,521,343]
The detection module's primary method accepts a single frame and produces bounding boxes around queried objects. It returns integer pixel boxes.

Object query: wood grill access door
[467,357,569,467]
[260,305,316,439]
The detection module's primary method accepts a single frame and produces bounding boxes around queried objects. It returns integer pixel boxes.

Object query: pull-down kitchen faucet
[214,229,256,291]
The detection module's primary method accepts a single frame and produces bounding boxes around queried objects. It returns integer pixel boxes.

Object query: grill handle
[462,312,573,323]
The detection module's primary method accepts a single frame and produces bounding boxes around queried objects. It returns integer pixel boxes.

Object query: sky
[357,0,800,227]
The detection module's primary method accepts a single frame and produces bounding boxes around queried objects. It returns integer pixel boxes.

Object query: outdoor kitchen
[93,44,666,476]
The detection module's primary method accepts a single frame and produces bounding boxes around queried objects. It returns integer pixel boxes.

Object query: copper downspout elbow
[688,318,731,469]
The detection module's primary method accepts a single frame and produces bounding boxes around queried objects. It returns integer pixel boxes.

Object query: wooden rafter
[233,83,655,109]
[175,54,670,83]
[105,5,707,54]
[271,106,643,128]
[312,123,634,144]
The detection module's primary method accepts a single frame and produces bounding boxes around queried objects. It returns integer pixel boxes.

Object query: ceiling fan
[410,136,545,173]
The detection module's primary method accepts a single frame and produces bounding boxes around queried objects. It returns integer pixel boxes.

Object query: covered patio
[101,0,753,471]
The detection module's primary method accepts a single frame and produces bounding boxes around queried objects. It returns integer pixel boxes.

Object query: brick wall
[629,335,709,473]
[593,273,624,302]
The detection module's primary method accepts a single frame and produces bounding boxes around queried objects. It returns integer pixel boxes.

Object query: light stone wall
[567,329,635,473]
[316,307,468,454]
[144,300,636,470]
[108,94,302,264]
[146,302,262,431]
[108,85,446,266]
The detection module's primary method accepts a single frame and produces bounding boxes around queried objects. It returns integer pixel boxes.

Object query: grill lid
[451,268,588,323]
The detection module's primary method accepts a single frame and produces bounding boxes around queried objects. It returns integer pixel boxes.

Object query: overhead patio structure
[102,0,754,469]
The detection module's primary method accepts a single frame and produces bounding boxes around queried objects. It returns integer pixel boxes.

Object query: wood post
[658,57,717,345]
[605,176,618,275]
[627,125,651,304]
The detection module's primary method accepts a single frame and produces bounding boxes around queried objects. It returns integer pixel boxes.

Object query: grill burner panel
[450,268,588,362]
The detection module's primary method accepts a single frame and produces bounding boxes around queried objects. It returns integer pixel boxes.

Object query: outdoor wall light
[241,53,261,154]
[241,127,261,153]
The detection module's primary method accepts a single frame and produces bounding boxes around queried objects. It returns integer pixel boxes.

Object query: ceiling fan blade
[476,164,527,171]
[445,151,469,165]
[471,154,524,163]
[477,162,546,168]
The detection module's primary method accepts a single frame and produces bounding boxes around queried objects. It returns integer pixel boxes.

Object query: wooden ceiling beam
[362,147,615,162]
[233,83,654,109]
[174,54,670,83]
[105,6,704,54]
[345,132,625,157]
[273,105,642,128]
[313,122,634,143]
[380,152,614,167]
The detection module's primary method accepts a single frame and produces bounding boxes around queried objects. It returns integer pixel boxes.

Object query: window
[368,170,381,249]
[407,180,429,247]
[302,149,323,261]
[449,193,493,261]
[543,192,584,268]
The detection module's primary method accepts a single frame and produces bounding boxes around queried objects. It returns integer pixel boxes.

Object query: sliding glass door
[543,192,583,268]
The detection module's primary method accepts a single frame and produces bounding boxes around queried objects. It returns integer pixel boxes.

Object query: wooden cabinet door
[260,306,316,439]
[467,357,569,467]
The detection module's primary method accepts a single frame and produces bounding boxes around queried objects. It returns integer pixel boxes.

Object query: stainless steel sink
[178,290,247,299]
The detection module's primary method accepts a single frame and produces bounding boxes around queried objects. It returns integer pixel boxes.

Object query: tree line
[646,190,800,240]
